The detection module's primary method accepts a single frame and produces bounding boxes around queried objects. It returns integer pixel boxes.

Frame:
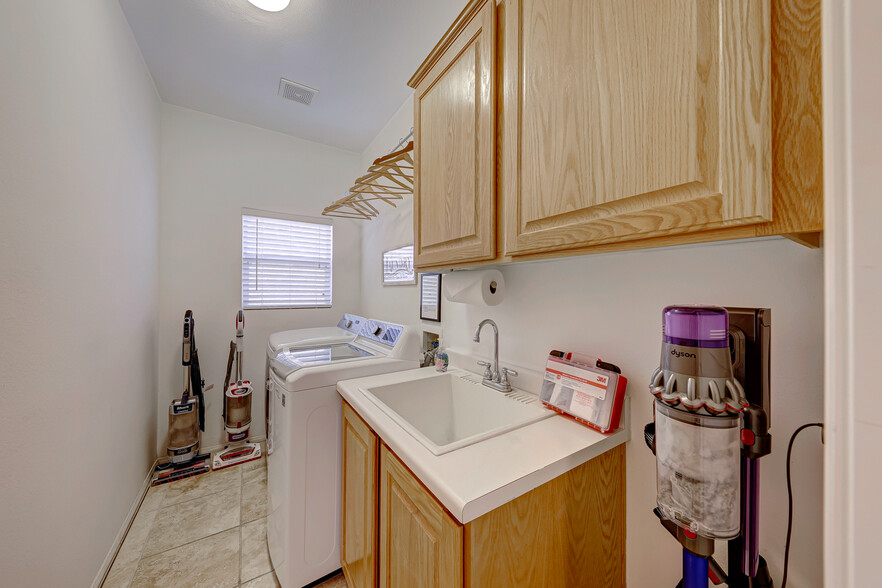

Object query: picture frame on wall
[382,244,416,285]
[420,273,442,322]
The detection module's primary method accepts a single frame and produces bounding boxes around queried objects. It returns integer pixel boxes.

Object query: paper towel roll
[442,269,505,306]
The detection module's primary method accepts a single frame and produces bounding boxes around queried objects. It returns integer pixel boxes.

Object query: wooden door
[501,0,772,255]
[341,402,378,588]
[379,446,462,588]
[408,0,496,268]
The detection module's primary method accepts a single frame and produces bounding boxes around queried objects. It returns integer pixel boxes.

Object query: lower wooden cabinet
[342,399,626,588]
[379,447,463,588]
[341,402,379,588]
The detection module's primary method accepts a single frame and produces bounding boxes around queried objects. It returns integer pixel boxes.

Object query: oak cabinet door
[501,0,772,255]
[341,403,378,588]
[379,446,463,588]
[409,0,496,268]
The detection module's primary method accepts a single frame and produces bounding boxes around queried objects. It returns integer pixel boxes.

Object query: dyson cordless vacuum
[645,306,772,588]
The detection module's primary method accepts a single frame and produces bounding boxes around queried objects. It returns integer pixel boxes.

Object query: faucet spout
[474,319,500,382]
[473,318,498,343]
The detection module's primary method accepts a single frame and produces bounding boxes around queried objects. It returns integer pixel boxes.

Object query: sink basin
[360,371,553,455]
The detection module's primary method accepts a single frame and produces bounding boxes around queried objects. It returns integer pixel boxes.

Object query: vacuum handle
[182,310,194,366]
[235,309,245,384]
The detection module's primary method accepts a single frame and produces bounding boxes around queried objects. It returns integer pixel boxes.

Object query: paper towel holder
[442,268,505,306]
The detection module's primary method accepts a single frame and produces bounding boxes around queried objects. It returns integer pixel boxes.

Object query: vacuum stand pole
[683,550,709,588]
[743,457,760,576]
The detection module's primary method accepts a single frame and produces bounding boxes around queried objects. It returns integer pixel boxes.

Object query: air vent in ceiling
[278,78,318,106]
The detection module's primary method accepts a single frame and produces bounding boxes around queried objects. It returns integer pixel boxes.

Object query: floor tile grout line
[140,523,242,561]
[158,473,243,510]
[124,508,155,588]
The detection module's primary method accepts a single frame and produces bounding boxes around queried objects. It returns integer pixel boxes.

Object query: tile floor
[102,450,349,588]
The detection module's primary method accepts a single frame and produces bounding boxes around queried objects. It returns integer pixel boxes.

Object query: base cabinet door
[501,0,772,255]
[379,446,463,588]
[341,403,379,588]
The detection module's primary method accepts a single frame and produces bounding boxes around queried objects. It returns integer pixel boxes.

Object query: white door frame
[823,0,882,585]
[822,0,853,584]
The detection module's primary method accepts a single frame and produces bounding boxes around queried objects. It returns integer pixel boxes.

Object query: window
[241,211,333,309]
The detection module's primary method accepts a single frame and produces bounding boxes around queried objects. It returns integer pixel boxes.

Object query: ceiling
[119,0,464,152]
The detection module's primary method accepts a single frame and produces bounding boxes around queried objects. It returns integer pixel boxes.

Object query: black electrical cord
[781,422,824,588]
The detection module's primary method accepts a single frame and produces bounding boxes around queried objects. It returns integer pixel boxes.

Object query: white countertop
[337,366,630,524]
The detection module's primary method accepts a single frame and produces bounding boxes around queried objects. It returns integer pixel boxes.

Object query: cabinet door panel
[341,403,378,588]
[502,0,771,254]
[379,447,462,588]
[412,0,495,267]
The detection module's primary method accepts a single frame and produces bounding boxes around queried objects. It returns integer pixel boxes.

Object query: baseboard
[90,457,159,588]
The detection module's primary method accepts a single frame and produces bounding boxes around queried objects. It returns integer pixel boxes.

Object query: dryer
[266,319,419,588]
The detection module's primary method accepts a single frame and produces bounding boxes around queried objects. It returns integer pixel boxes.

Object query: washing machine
[264,314,366,455]
[266,319,419,588]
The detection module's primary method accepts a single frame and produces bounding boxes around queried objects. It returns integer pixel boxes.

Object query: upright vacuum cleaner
[152,310,212,485]
[645,306,773,588]
[212,310,262,470]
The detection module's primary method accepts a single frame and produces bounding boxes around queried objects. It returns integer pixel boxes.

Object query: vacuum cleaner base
[212,443,261,470]
[151,453,211,486]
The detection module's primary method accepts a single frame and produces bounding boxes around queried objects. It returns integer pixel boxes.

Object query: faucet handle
[477,360,493,380]
[500,367,518,385]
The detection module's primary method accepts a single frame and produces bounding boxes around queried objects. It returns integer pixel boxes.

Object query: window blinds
[242,214,333,309]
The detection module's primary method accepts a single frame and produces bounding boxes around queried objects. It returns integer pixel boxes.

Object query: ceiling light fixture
[247,0,290,12]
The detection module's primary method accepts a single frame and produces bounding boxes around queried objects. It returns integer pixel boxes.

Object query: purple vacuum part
[663,306,730,348]
[743,457,760,577]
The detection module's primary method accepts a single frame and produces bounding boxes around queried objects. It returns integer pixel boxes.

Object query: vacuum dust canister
[650,306,748,540]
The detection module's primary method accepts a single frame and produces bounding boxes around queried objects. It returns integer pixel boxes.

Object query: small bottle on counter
[434,342,449,372]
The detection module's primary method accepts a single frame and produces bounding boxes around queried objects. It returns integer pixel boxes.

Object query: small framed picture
[382,245,416,285]
[420,273,442,322]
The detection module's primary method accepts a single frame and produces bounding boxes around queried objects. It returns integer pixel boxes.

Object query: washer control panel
[360,320,404,348]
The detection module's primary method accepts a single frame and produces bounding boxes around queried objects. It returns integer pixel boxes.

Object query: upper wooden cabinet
[501,0,771,255]
[408,0,496,267]
[408,0,820,270]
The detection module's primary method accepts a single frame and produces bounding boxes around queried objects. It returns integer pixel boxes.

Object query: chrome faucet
[473,319,518,392]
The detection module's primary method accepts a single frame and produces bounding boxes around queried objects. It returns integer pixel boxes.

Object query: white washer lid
[266,314,366,355]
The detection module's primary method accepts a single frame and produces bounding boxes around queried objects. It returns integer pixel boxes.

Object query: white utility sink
[360,370,553,455]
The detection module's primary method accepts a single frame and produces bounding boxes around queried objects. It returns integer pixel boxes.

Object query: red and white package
[538,353,627,433]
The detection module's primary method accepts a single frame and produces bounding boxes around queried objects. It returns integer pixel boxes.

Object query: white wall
[360,100,825,586]
[158,105,363,454]
[360,96,426,328]
[0,1,161,586]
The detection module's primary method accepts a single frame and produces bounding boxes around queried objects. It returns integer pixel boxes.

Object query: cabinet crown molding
[407,0,490,89]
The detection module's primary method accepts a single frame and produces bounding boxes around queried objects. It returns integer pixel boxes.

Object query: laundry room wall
[158,105,363,455]
[359,95,423,327]
[0,1,161,586]
[360,102,826,587]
